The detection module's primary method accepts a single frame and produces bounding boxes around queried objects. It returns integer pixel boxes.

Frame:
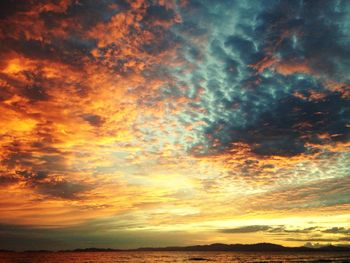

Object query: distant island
[132,243,350,252]
[2,243,349,253]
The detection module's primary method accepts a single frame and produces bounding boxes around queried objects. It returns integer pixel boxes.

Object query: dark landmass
[58,243,350,253]
[134,243,350,252]
[1,243,349,253]
[24,250,53,253]
[61,248,122,252]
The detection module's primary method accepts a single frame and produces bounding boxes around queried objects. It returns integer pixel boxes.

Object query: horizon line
[2,242,350,253]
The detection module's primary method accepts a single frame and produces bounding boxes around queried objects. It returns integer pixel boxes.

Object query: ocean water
[1,251,350,263]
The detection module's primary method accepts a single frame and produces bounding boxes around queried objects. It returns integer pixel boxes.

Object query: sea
[1,251,350,263]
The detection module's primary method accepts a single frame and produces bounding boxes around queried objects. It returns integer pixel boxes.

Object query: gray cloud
[81,114,105,127]
[219,225,271,233]
[286,237,350,243]
[0,174,18,186]
[219,225,319,234]
[0,222,204,251]
[32,179,92,200]
[322,227,350,235]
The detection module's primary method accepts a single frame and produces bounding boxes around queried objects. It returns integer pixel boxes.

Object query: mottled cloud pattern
[165,0,349,157]
[0,0,349,250]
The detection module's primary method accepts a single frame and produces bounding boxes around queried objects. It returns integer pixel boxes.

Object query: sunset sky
[0,0,349,251]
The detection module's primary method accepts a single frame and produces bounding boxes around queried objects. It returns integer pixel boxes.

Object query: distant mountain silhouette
[134,243,350,252]
[61,248,122,252]
[56,243,350,253]
[2,243,349,253]
[23,250,52,253]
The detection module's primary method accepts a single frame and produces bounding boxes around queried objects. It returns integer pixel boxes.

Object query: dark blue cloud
[166,0,350,157]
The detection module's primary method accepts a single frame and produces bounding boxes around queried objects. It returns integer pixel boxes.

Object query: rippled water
[1,251,350,263]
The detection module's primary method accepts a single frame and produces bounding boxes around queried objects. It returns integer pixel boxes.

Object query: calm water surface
[1,251,350,263]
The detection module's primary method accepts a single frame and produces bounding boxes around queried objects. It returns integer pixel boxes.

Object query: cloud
[322,227,350,235]
[0,0,184,204]
[0,222,209,251]
[0,0,349,250]
[219,225,271,233]
[155,0,350,158]
[8,169,92,200]
[81,114,105,127]
[286,237,350,243]
[219,225,319,234]
[0,174,18,186]
[32,179,92,200]
[245,176,350,210]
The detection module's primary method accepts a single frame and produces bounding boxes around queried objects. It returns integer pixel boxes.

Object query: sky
[0,0,349,251]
